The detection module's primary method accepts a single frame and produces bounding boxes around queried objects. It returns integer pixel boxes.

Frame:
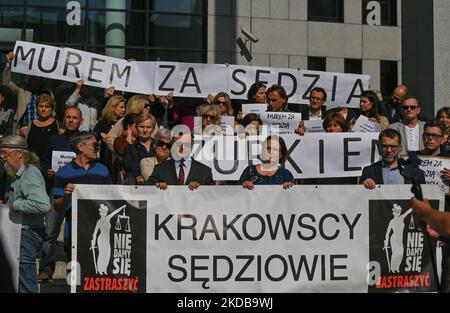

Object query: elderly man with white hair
[0,135,51,293]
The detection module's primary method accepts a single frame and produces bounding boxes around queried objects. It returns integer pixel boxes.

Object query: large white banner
[71,185,444,293]
[0,204,21,292]
[11,41,369,108]
[192,133,381,181]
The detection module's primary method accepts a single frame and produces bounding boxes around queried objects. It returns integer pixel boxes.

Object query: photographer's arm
[412,197,450,238]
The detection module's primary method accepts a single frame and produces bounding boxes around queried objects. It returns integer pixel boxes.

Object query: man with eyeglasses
[407,120,450,293]
[360,128,425,189]
[388,96,426,160]
[50,131,111,274]
[147,131,213,190]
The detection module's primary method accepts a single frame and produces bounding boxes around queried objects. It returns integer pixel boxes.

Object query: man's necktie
[178,159,185,185]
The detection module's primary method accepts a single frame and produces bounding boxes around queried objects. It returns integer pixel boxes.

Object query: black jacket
[300,106,327,121]
[360,160,425,185]
[147,159,214,185]
[380,98,404,124]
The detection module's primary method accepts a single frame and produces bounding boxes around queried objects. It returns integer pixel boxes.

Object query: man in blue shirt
[52,131,112,269]
[360,128,425,189]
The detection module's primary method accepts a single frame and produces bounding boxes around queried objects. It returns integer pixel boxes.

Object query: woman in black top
[20,93,61,161]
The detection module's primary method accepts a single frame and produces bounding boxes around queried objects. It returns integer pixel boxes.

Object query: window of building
[380,60,398,97]
[308,0,344,23]
[362,0,397,26]
[308,57,326,71]
[344,59,362,74]
[0,0,207,62]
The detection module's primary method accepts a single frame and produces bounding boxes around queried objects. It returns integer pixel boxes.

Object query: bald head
[64,106,83,131]
[393,85,408,102]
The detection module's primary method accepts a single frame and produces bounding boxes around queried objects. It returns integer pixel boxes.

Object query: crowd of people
[1,50,450,293]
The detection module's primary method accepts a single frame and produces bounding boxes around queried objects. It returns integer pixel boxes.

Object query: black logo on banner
[368,200,438,293]
[76,200,147,293]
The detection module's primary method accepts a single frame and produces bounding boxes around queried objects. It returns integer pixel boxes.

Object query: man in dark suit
[300,87,328,121]
[360,128,425,189]
[147,132,214,190]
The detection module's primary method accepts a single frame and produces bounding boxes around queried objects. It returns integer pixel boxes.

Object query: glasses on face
[202,114,217,121]
[0,150,16,160]
[403,105,418,111]
[380,144,400,150]
[156,140,172,149]
[215,101,227,106]
[422,133,443,140]
[83,142,100,153]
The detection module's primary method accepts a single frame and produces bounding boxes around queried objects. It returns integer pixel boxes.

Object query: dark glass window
[362,0,397,26]
[380,60,398,97]
[25,7,85,44]
[26,0,86,7]
[344,59,362,74]
[308,57,326,71]
[149,14,203,50]
[87,10,146,46]
[148,50,203,63]
[0,1,207,63]
[308,0,344,23]
[150,0,204,14]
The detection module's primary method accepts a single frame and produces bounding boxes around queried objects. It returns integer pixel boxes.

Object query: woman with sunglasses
[195,104,222,135]
[214,92,234,117]
[140,128,172,181]
[123,113,157,185]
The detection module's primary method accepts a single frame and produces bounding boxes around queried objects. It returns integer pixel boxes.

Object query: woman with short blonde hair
[20,93,61,161]
[123,112,157,185]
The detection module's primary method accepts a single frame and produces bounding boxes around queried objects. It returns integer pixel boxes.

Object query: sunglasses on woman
[156,140,172,149]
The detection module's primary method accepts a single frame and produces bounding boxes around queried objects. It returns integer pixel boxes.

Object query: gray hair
[0,135,40,166]
[153,128,172,143]
[70,131,95,154]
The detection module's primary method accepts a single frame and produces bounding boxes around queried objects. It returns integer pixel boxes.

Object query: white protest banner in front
[11,41,370,103]
[303,119,325,133]
[193,133,380,181]
[417,156,450,193]
[351,115,381,133]
[297,70,370,109]
[52,151,76,171]
[72,184,443,293]
[259,112,302,135]
[241,103,267,116]
[0,204,21,292]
